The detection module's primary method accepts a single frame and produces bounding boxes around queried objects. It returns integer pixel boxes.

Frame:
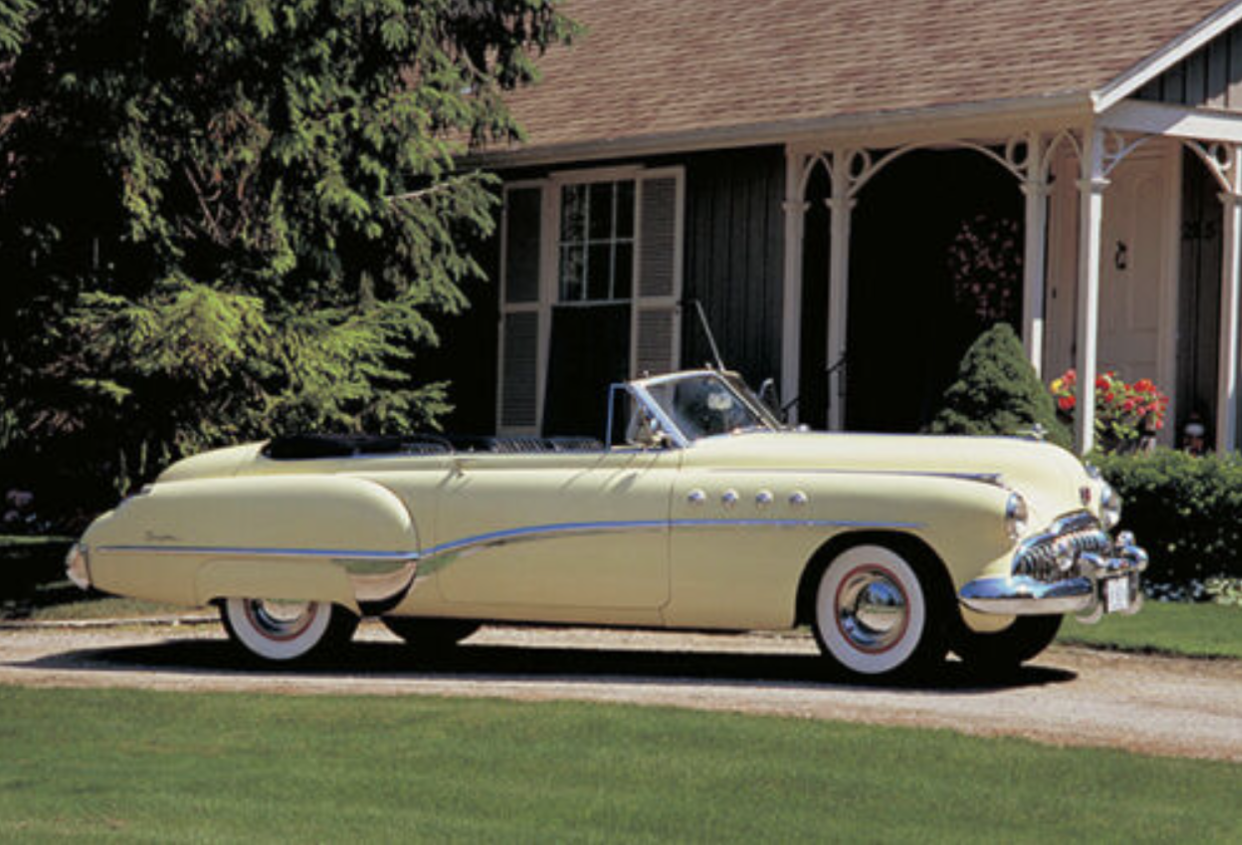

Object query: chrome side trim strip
[99,516,923,566]
[710,467,1005,486]
[413,517,923,576]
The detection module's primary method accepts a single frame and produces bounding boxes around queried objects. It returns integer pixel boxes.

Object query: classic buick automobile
[66,369,1147,676]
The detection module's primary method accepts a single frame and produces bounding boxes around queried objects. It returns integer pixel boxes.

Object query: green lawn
[0,687,1238,843]
[1059,600,1242,659]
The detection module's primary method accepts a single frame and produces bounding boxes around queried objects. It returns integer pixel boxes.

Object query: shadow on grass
[17,635,1077,695]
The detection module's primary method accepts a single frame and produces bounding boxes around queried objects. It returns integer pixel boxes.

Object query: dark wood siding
[681,147,785,387]
[1136,24,1242,109]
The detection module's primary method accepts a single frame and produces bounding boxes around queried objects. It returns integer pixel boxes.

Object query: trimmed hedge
[1092,449,1242,590]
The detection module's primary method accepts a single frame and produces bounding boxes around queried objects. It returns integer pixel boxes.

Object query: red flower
[1057,395,1075,412]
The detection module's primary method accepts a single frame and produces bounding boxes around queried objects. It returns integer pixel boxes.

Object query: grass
[0,687,1238,844]
[1059,600,1242,659]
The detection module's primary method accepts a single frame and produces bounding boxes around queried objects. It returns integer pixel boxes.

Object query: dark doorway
[846,149,1023,432]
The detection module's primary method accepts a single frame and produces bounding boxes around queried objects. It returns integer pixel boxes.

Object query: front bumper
[959,528,1147,622]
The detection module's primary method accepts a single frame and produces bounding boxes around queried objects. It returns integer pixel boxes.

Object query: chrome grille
[1013,512,1110,582]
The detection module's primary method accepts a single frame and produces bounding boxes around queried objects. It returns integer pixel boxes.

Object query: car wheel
[380,617,480,652]
[951,614,1062,673]
[220,598,358,662]
[811,543,949,678]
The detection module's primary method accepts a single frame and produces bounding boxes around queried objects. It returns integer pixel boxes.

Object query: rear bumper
[959,531,1147,621]
[65,543,92,591]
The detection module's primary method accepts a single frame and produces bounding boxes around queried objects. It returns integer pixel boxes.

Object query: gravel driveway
[2,620,1240,762]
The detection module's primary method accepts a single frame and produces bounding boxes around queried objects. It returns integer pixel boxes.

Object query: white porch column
[826,149,855,431]
[1075,129,1108,454]
[780,149,809,423]
[1021,132,1050,375]
[1217,146,1242,452]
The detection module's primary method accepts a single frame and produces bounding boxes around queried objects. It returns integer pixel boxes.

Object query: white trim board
[1094,0,1242,113]
[1101,100,1242,144]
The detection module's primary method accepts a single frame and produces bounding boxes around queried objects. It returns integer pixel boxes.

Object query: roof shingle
[496,0,1236,154]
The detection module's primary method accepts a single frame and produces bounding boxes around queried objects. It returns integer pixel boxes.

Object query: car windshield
[640,372,779,442]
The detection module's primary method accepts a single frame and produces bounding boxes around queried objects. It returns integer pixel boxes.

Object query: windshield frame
[624,370,782,448]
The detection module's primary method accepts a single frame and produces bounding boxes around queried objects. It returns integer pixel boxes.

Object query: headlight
[1100,482,1122,529]
[1004,492,1029,540]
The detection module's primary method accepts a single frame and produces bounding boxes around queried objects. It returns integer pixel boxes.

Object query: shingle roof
[494,0,1236,157]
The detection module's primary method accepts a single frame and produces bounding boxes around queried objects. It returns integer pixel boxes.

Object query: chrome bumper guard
[959,530,1147,623]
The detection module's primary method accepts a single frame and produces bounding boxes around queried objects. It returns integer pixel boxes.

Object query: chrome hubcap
[836,568,909,653]
[245,599,316,640]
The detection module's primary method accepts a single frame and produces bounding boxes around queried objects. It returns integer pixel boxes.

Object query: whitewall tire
[811,544,947,677]
[220,598,357,662]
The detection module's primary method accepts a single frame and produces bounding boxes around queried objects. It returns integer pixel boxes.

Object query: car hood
[682,431,1094,527]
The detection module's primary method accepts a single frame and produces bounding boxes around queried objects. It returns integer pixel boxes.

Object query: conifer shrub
[928,323,1072,449]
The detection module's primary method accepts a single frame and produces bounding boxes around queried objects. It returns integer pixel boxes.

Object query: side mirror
[758,377,778,409]
[758,377,785,422]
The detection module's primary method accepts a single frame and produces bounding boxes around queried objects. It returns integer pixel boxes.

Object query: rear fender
[83,474,420,613]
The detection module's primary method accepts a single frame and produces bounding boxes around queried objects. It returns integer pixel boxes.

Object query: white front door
[1097,144,1178,419]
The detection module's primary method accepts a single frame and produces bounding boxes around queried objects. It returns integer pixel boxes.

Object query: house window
[558,181,635,302]
[498,168,684,436]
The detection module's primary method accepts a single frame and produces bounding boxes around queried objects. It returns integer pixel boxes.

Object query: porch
[779,101,1242,453]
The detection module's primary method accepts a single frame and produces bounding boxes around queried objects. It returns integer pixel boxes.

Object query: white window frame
[497,165,685,434]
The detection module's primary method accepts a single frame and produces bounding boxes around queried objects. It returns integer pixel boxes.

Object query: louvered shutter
[631,170,684,377]
[498,186,544,431]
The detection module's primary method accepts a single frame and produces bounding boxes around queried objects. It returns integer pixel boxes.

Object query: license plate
[1104,576,1130,613]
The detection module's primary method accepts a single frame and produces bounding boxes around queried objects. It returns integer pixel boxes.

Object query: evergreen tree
[928,323,1072,448]
[0,1,575,506]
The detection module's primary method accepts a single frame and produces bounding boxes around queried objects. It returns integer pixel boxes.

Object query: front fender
[81,475,420,612]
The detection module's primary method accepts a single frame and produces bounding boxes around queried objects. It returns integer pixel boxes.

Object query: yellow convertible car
[66,369,1146,676]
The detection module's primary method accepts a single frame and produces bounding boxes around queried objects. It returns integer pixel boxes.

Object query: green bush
[1092,449,1242,593]
[929,323,1072,449]
[1,536,73,609]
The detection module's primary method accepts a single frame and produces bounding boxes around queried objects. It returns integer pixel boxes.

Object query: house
[436,0,1242,454]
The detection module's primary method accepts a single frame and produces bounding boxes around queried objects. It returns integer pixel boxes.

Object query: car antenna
[685,298,727,371]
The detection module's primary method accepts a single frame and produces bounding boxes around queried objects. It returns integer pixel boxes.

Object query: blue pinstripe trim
[98,545,419,561]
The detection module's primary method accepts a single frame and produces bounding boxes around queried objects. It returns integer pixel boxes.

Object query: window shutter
[632,171,684,377]
[500,311,539,428]
[499,186,544,431]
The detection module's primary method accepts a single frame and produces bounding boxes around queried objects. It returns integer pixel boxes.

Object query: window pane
[613,243,633,300]
[560,184,586,243]
[504,188,542,304]
[588,182,615,241]
[560,244,584,301]
[587,243,612,300]
[615,181,635,238]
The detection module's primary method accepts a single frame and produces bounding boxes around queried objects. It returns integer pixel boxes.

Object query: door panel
[1099,152,1171,383]
[432,450,677,611]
